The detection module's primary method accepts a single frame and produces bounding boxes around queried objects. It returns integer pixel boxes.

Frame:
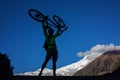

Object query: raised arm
[54,27,62,38]
[54,27,68,38]
[41,16,50,37]
[42,22,48,36]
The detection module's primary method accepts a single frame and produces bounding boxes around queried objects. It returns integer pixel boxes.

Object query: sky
[0,0,120,74]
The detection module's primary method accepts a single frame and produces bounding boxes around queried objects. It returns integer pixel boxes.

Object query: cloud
[77,44,120,59]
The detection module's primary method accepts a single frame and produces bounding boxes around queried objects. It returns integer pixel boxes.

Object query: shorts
[46,48,58,61]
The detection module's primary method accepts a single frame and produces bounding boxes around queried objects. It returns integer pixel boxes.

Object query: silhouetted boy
[39,19,62,76]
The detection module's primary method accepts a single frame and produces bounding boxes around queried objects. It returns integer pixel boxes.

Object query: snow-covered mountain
[16,44,120,76]
[74,50,120,76]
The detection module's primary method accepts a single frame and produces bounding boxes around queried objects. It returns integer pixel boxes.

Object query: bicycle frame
[44,16,58,28]
[42,16,68,33]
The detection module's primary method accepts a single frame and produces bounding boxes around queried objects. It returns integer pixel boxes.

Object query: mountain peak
[74,50,120,76]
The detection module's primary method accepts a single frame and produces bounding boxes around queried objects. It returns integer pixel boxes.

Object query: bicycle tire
[53,15,65,28]
[28,9,45,22]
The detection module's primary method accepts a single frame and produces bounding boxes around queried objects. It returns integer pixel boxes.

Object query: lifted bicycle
[28,9,68,32]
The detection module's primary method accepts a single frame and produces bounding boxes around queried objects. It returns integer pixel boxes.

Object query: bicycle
[28,9,68,32]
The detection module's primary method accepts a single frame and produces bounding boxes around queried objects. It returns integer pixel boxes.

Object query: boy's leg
[52,49,58,76]
[39,53,51,76]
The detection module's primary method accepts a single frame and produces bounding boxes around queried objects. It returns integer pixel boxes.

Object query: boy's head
[48,28,54,35]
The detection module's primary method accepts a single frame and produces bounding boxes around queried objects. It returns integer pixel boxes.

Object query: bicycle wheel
[53,15,65,28]
[28,9,45,22]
